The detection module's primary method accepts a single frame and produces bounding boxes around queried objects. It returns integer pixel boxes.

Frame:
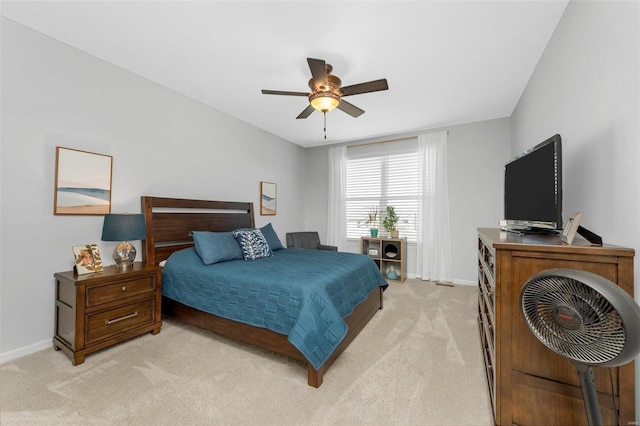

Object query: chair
[285,232,337,251]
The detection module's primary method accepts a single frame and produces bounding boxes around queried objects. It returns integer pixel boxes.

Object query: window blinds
[345,146,420,242]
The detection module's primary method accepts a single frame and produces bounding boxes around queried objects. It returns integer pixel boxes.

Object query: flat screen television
[504,134,562,232]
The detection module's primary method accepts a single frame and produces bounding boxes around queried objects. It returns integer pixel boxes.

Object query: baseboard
[0,338,51,365]
[407,274,477,287]
[453,279,476,287]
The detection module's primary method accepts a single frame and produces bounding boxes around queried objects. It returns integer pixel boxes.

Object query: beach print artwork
[54,147,112,215]
[260,181,276,215]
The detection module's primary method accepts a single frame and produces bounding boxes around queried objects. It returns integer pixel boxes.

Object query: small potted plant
[366,209,379,237]
[383,205,399,238]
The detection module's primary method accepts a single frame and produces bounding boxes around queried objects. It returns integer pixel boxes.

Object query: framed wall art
[260,181,277,215]
[54,147,112,215]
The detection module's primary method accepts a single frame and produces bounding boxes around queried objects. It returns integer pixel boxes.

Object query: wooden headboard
[141,196,255,266]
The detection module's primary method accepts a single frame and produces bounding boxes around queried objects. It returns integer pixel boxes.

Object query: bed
[141,196,386,387]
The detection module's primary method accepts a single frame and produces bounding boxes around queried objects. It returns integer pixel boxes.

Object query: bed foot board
[163,286,383,388]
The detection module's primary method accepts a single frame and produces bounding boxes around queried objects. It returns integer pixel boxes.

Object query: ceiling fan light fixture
[309,92,340,112]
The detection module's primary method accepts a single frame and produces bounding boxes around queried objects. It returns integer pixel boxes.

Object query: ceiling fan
[261,58,389,138]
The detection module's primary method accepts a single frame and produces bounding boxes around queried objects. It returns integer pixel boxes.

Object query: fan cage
[521,275,625,365]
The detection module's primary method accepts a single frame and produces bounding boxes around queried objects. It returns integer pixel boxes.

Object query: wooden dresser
[53,262,162,365]
[477,228,635,425]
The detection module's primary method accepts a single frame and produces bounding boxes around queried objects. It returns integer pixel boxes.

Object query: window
[345,143,420,242]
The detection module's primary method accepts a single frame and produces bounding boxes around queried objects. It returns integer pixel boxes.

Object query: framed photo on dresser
[562,212,583,245]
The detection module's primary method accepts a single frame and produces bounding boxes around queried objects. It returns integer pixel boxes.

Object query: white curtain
[416,131,453,282]
[327,146,347,251]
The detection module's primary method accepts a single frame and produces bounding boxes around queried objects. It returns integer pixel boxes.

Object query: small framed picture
[368,248,379,256]
[562,212,583,245]
[260,181,277,215]
[73,244,103,274]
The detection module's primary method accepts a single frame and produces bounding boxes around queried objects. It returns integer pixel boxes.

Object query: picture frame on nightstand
[72,244,103,274]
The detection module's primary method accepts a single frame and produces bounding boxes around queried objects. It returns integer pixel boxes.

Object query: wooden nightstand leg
[72,354,85,366]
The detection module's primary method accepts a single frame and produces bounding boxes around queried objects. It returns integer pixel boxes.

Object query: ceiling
[1,1,569,148]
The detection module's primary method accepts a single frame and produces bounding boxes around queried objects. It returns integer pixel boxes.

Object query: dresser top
[478,228,634,257]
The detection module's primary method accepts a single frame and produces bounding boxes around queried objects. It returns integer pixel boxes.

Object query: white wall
[0,18,306,361]
[510,0,640,412]
[304,118,511,283]
[513,1,639,290]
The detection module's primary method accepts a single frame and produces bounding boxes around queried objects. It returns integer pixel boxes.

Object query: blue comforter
[162,248,388,370]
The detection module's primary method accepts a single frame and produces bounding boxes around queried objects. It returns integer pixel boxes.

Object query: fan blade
[307,58,328,89]
[341,79,389,97]
[337,99,365,118]
[296,104,315,119]
[262,89,308,96]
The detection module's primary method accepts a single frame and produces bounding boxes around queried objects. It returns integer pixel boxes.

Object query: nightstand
[53,262,162,365]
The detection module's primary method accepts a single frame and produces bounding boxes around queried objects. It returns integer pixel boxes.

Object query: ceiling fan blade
[340,79,389,97]
[307,57,328,88]
[262,89,309,96]
[337,99,365,118]
[296,104,315,119]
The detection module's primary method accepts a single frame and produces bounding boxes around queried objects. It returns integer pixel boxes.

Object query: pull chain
[323,111,327,140]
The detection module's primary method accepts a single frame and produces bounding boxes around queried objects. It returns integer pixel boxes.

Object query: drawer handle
[121,286,127,292]
[105,311,138,325]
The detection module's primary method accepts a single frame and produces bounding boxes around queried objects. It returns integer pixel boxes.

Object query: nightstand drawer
[86,275,156,307]
[85,298,155,345]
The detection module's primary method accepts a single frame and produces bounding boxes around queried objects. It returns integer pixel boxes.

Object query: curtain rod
[346,131,449,149]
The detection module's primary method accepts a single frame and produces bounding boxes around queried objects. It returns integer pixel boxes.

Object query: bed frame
[141,196,383,387]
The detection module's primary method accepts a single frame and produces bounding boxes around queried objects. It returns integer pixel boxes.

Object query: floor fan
[520,268,640,425]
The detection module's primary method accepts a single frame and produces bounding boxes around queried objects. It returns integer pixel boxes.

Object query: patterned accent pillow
[232,229,273,261]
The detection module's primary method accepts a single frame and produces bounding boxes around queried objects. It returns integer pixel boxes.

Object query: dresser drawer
[86,275,156,307]
[85,298,155,345]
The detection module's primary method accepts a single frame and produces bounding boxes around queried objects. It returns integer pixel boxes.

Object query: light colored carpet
[0,280,492,425]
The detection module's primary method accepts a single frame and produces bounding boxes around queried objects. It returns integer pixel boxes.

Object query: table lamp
[101,213,147,269]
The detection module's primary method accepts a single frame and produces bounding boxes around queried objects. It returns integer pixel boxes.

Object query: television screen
[504,134,562,231]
